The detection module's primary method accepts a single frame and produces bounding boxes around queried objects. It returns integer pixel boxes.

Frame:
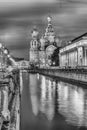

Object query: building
[16,60,29,69]
[29,17,60,67]
[59,33,87,67]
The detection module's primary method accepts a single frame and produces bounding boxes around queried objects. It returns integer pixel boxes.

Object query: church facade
[29,17,60,67]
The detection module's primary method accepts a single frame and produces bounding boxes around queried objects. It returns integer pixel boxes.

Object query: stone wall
[0,70,20,130]
[37,68,87,84]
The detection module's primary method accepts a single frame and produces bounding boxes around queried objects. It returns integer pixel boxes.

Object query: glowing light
[4,49,9,55]
[41,76,46,99]
[7,54,11,58]
[37,73,40,80]
[53,62,55,65]
[7,55,17,66]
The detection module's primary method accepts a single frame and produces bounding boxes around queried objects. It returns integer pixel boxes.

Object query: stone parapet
[34,68,87,85]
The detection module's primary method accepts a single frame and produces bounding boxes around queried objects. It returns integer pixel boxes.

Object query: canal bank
[0,69,20,130]
[27,68,87,85]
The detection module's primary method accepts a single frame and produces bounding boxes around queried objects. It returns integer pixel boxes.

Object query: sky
[0,0,87,59]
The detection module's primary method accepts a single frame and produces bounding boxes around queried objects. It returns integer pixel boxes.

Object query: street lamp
[7,54,11,58]
[53,62,55,66]
[3,48,9,55]
[7,54,17,67]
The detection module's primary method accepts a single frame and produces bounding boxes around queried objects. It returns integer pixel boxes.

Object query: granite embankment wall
[0,69,20,130]
[28,68,87,84]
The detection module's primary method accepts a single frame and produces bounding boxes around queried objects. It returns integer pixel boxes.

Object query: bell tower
[29,27,39,64]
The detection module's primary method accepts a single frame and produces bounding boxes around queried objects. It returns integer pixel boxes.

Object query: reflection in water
[57,82,87,127]
[40,76,55,121]
[29,74,40,116]
[21,73,87,130]
[29,74,55,121]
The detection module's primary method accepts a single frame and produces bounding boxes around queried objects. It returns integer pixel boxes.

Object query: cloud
[0,0,57,13]
[11,48,29,59]
[0,0,87,59]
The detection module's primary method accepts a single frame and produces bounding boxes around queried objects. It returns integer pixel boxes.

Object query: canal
[20,72,87,130]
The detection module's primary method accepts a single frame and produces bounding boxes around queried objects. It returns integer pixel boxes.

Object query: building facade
[29,17,60,67]
[59,33,87,67]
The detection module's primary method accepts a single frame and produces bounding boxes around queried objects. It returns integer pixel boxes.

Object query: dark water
[21,73,87,130]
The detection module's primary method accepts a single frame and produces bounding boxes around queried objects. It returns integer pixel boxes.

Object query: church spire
[44,16,55,44]
[47,16,52,25]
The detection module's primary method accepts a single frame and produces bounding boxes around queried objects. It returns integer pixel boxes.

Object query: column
[78,47,83,66]
[85,48,87,66]
[2,85,10,121]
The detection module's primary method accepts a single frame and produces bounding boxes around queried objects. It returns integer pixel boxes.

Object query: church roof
[71,32,87,43]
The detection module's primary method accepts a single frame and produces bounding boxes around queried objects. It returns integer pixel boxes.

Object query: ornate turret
[30,27,39,51]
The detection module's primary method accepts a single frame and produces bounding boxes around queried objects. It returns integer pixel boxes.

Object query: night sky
[0,0,87,59]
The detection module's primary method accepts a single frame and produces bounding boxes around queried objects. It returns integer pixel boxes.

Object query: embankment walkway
[27,67,87,84]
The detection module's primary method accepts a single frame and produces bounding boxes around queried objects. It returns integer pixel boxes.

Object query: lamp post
[3,48,9,55]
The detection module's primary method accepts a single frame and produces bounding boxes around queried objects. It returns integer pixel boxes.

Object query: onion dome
[31,27,39,39]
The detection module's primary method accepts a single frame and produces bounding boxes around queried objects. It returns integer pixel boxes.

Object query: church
[29,16,60,67]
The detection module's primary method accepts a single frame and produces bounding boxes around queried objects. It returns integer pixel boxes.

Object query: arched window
[32,42,33,47]
[35,41,37,47]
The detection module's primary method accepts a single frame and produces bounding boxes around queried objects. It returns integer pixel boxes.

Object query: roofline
[61,32,87,48]
[71,32,87,42]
